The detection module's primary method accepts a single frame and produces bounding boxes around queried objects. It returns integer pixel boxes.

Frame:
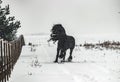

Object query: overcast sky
[3,0,120,35]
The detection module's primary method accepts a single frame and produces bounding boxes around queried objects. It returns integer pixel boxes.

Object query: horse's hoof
[68,56,72,62]
[61,60,65,62]
[68,59,72,62]
[59,55,64,58]
[54,60,58,63]
[68,56,72,59]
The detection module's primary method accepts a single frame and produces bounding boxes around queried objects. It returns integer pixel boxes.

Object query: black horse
[48,24,75,62]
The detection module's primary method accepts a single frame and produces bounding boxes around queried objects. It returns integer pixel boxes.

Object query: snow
[7,35,120,82]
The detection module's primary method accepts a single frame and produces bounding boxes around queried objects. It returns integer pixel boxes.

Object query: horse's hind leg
[62,51,66,62]
[68,48,73,62]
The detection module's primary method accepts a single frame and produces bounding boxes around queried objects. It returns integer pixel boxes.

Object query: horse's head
[49,24,66,42]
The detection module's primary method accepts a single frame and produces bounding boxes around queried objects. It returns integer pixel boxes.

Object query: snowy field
[8,34,120,82]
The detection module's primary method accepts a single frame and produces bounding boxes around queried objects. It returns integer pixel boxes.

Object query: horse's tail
[71,36,75,49]
[67,36,75,49]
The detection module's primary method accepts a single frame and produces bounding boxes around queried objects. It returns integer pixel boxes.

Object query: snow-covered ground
[8,35,120,82]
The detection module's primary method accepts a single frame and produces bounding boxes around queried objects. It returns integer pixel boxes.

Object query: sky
[3,0,120,35]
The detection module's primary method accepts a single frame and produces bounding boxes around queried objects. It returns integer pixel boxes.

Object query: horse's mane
[52,24,66,35]
[48,24,67,43]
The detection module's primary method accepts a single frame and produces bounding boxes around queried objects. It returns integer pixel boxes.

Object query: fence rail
[0,35,25,82]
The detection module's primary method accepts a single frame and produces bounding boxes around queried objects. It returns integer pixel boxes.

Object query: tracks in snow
[35,45,112,82]
[9,45,114,82]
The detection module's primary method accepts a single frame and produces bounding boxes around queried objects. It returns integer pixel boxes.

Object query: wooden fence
[0,35,25,82]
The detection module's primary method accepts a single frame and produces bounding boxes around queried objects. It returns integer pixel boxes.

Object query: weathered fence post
[0,39,3,82]
[0,35,25,82]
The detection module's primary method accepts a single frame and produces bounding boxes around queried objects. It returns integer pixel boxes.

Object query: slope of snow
[7,35,120,82]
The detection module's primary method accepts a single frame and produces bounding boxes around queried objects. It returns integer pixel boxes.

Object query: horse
[48,24,75,63]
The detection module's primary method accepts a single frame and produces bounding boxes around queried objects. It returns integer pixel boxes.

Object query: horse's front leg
[54,48,60,63]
